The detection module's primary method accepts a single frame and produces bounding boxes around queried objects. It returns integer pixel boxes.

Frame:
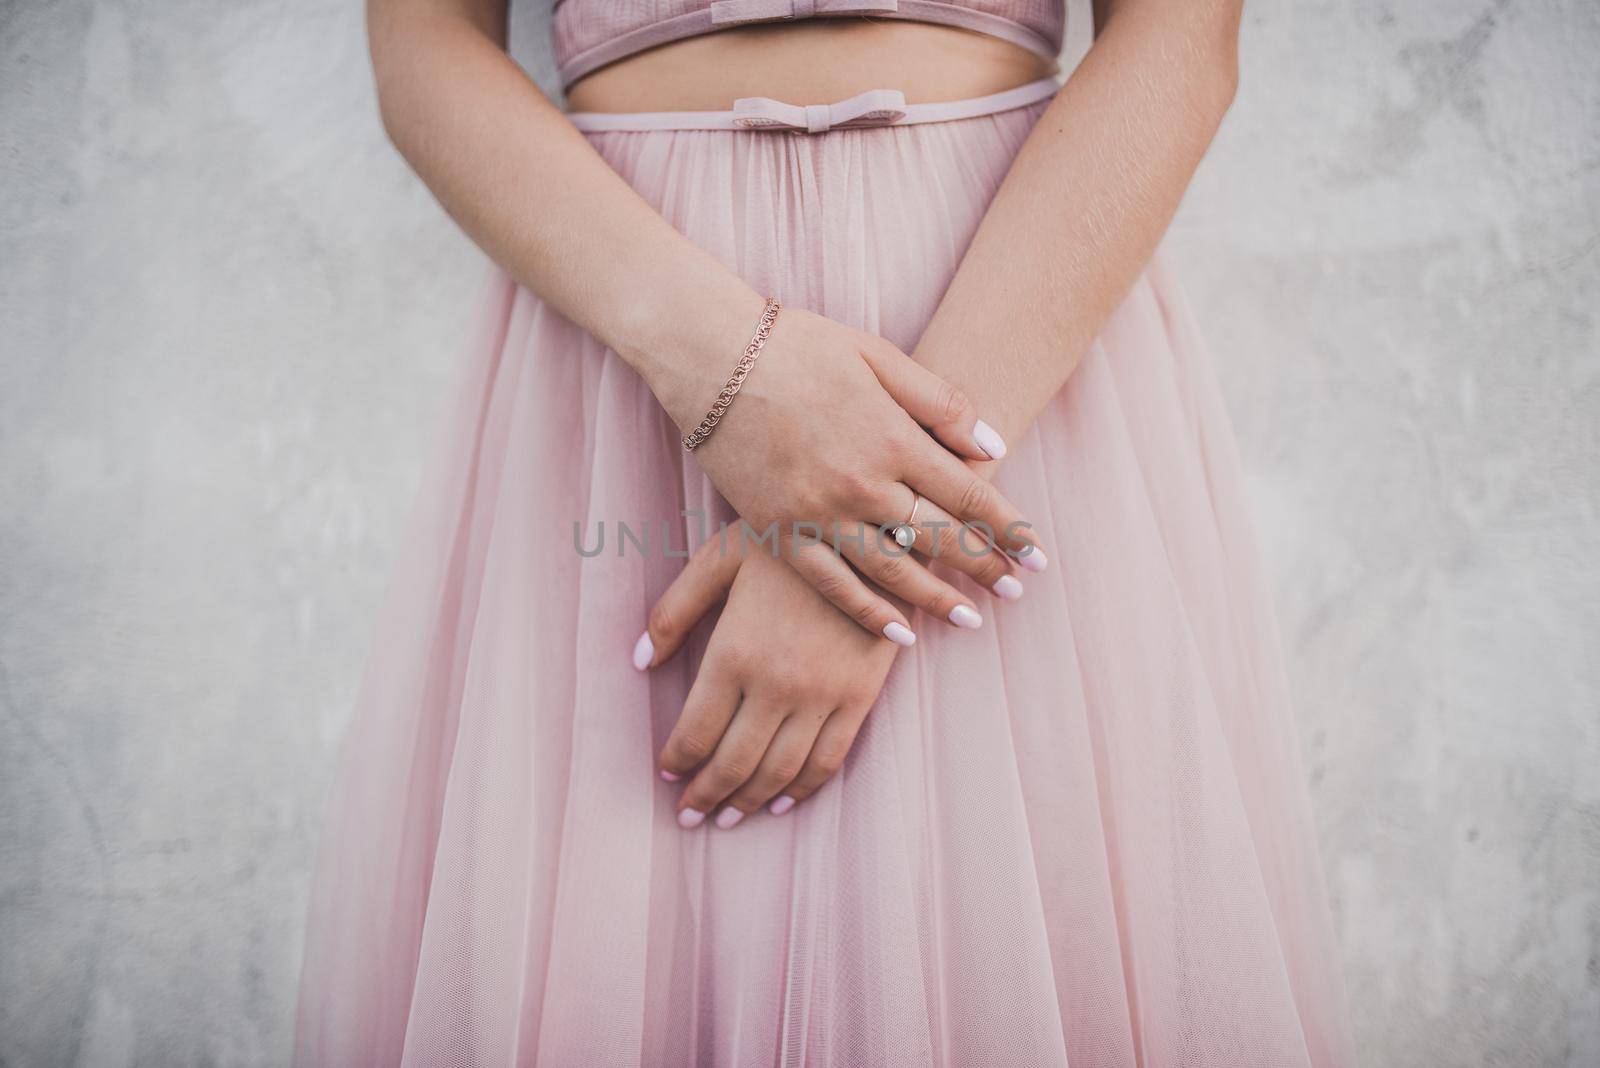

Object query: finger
[720,708,828,819]
[772,705,869,810]
[835,524,985,630]
[635,530,744,671]
[658,660,741,784]
[676,698,786,829]
[856,340,1007,462]
[905,447,1048,573]
[888,491,1025,603]
[788,540,917,647]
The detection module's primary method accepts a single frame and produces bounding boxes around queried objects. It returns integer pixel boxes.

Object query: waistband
[566,77,1060,134]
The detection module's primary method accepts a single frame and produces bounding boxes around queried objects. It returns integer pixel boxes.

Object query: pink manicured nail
[715,808,745,830]
[677,807,706,829]
[659,768,681,782]
[993,574,1024,601]
[769,795,796,816]
[1017,546,1048,573]
[883,621,917,646]
[631,632,654,671]
[973,419,1008,460]
[949,604,983,629]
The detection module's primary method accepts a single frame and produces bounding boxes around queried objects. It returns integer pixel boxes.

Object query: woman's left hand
[634,530,899,828]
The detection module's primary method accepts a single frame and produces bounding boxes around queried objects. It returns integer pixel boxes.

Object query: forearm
[368,0,764,427]
[914,0,1241,469]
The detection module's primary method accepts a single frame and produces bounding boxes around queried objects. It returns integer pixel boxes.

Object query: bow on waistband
[709,0,899,25]
[731,89,908,133]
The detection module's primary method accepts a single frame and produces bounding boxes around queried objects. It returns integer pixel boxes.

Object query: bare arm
[371,0,1046,637]
[631,1,1244,823]
[914,0,1242,463]
[367,0,755,422]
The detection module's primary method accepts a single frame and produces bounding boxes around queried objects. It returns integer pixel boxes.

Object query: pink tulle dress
[294,1,1357,1064]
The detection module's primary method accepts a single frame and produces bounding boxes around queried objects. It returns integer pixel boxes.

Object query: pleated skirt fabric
[294,97,1357,1067]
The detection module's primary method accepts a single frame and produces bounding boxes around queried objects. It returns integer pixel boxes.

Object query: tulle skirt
[295,93,1356,1066]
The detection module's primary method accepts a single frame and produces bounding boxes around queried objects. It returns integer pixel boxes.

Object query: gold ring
[890,494,922,549]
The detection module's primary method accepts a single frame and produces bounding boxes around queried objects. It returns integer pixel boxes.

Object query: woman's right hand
[643,289,1048,644]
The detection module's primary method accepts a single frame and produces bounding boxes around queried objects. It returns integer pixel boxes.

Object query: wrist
[611,259,769,432]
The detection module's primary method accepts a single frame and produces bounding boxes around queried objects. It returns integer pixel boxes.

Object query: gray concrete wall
[1,1,1595,1064]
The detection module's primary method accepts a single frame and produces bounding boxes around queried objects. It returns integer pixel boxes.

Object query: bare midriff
[563,21,1058,113]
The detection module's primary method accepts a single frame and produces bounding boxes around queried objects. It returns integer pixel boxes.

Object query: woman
[296,0,1356,1063]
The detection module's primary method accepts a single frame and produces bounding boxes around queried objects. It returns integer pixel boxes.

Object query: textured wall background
[1,0,1596,1064]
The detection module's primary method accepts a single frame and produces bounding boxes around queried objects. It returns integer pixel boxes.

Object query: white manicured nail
[949,604,983,629]
[769,795,796,816]
[715,808,745,830]
[631,631,654,671]
[1017,546,1048,573]
[993,575,1024,601]
[883,621,917,646]
[973,420,1007,460]
[678,807,706,829]
[659,768,680,782]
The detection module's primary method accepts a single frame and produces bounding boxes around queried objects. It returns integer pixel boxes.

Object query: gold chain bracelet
[682,298,781,451]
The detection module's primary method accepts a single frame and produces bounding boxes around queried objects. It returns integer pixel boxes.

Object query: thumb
[633,527,744,671]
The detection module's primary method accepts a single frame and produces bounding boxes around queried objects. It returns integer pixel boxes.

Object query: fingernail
[993,574,1024,601]
[715,808,745,830]
[677,807,706,829]
[883,621,917,646]
[659,768,680,782]
[769,795,796,816]
[949,604,983,629]
[631,631,654,671]
[1017,546,1048,574]
[973,420,1007,460]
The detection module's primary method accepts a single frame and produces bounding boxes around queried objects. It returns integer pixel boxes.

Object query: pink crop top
[552,0,1066,88]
